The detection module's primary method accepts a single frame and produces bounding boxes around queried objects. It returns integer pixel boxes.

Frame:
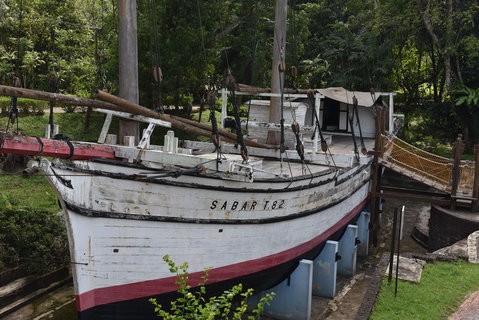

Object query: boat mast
[118,0,140,143]
[267,0,287,145]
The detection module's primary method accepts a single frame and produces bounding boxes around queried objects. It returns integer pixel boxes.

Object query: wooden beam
[95,108,171,128]
[380,185,448,198]
[0,85,124,111]
[0,134,115,160]
[94,90,279,150]
[374,191,450,206]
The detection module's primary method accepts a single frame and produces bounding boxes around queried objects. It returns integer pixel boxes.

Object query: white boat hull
[41,159,371,318]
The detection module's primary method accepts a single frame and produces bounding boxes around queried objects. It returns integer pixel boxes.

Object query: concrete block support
[249,259,313,320]
[338,224,358,277]
[312,240,338,298]
[357,211,370,257]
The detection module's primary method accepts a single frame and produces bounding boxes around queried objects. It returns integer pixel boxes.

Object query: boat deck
[325,135,375,155]
[257,136,374,178]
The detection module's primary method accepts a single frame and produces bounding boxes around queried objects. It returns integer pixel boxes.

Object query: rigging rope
[352,95,367,155]
[345,91,360,163]
[6,0,24,134]
[5,77,21,134]
[307,90,327,152]
[149,0,164,113]
[226,73,248,162]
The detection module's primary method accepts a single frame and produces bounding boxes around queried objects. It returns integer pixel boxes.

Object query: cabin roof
[316,87,384,107]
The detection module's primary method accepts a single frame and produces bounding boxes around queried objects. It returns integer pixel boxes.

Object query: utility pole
[266,0,287,145]
[118,0,140,143]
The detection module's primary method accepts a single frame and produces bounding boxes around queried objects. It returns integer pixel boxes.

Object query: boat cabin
[236,87,395,150]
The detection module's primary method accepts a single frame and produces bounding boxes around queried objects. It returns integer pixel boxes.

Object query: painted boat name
[210,200,285,211]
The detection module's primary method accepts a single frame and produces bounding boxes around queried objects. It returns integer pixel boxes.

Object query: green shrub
[212,98,248,118]
[0,195,69,275]
[164,95,194,108]
[0,97,48,115]
[150,255,275,320]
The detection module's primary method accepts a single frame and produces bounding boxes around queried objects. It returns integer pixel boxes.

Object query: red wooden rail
[0,134,115,160]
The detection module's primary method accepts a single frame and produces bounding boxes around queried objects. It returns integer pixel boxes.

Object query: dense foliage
[0,0,479,148]
[0,195,69,274]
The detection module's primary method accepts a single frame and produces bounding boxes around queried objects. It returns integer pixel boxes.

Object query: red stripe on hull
[76,197,368,312]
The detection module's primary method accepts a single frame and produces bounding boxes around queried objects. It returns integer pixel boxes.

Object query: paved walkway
[449,290,479,320]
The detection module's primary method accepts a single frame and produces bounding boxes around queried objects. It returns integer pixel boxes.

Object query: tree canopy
[1,0,478,148]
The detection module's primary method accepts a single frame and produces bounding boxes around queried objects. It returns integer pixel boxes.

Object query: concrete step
[0,278,72,318]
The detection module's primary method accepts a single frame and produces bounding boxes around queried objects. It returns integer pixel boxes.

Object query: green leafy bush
[150,255,275,319]
[0,195,69,274]
[0,97,48,115]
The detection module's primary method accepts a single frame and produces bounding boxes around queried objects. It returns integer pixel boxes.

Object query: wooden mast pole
[369,107,384,247]
[118,0,140,144]
[266,0,287,145]
[450,134,464,210]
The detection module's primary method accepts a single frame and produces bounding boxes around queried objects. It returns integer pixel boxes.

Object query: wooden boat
[0,86,396,319]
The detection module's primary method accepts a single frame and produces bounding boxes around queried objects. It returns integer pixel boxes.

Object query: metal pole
[394,207,403,298]
[388,207,398,284]
[118,0,140,144]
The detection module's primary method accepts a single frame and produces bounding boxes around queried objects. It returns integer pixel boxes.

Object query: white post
[124,136,135,147]
[172,137,178,154]
[45,124,51,139]
[400,205,405,240]
[53,124,59,136]
[105,134,117,145]
[98,113,113,144]
[164,130,175,153]
[221,88,227,129]
[164,134,171,152]
[139,124,155,149]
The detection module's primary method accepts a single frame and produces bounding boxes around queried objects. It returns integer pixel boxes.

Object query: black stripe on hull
[63,178,369,225]
[77,209,365,319]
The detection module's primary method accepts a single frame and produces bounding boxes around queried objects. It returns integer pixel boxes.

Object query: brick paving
[448,290,479,320]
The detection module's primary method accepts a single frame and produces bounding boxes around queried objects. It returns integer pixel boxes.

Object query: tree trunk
[420,0,453,93]
[444,0,453,91]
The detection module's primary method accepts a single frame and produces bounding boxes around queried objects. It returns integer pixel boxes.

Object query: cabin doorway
[322,98,340,131]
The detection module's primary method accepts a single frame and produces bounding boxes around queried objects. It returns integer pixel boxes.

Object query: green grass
[371,260,479,320]
[0,112,119,142]
[0,112,117,213]
[0,175,59,213]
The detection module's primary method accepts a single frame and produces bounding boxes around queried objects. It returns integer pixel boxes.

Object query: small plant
[150,255,275,319]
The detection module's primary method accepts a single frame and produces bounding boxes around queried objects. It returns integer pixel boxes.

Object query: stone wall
[429,205,479,252]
